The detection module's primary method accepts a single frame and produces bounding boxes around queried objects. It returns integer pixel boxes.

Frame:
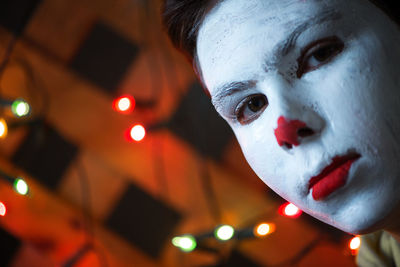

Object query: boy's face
[197,0,400,234]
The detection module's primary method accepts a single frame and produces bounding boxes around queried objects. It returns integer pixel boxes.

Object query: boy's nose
[274,116,315,149]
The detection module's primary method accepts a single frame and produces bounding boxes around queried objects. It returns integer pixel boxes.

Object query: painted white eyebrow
[211,10,342,107]
[279,10,342,57]
[212,80,257,111]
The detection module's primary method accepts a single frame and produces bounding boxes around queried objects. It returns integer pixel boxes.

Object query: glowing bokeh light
[215,225,235,241]
[254,223,275,237]
[14,178,29,195]
[0,201,6,216]
[11,99,30,117]
[349,236,361,250]
[285,203,299,216]
[118,98,131,111]
[0,118,8,138]
[129,124,146,141]
[113,95,135,114]
[279,202,302,218]
[172,235,197,252]
[171,236,181,247]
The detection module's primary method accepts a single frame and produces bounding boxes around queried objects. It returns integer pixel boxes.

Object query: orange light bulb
[349,236,361,250]
[254,222,275,237]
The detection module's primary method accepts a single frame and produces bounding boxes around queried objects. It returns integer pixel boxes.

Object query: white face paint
[197,0,400,234]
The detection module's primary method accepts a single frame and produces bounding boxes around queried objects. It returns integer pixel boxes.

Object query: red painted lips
[309,153,361,201]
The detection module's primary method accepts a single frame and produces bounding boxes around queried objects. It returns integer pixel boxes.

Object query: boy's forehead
[197,0,343,91]
[200,0,335,28]
[197,0,347,50]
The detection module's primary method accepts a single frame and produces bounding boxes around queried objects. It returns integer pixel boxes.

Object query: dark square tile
[0,0,42,35]
[70,22,139,94]
[12,122,78,189]
[0,227,21,266]
[213,249,262,267]
[106,183,181,258]
[167,82,233,160]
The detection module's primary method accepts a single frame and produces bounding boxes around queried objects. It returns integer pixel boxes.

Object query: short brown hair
[162,0,217,61]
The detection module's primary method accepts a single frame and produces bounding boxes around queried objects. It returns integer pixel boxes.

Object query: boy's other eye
[235,94,268,125]
[297,36,344,78]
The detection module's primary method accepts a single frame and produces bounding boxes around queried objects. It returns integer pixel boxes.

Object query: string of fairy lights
[0,18,33,218]
[169,201,362,260]
[0,92,31,220]
[0,96,31,217]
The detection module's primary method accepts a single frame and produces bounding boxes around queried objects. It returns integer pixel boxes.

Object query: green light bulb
[215,225,235,241]
[172,234,197,252]
[11,99,30,117]
[14,178,29,195]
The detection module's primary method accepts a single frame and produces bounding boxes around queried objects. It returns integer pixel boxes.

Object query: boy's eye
[235,94,268,125]
[297,36,344,78]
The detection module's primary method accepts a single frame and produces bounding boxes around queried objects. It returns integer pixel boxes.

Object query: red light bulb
[128,124,146,142]
[113,95,135,114]
[0,201,6,216]
[279,202,302,218]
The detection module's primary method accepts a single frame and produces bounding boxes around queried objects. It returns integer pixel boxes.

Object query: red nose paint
[309,154,360,201]
[274,116,306,147]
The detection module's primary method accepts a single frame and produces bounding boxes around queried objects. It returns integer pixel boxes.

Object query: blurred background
[0,0,359,266]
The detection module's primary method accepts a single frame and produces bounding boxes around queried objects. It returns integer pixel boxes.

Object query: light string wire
[71,159,109,267]
[0,32,19,119]
[0,0,41,96]
[0,34,18,93]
